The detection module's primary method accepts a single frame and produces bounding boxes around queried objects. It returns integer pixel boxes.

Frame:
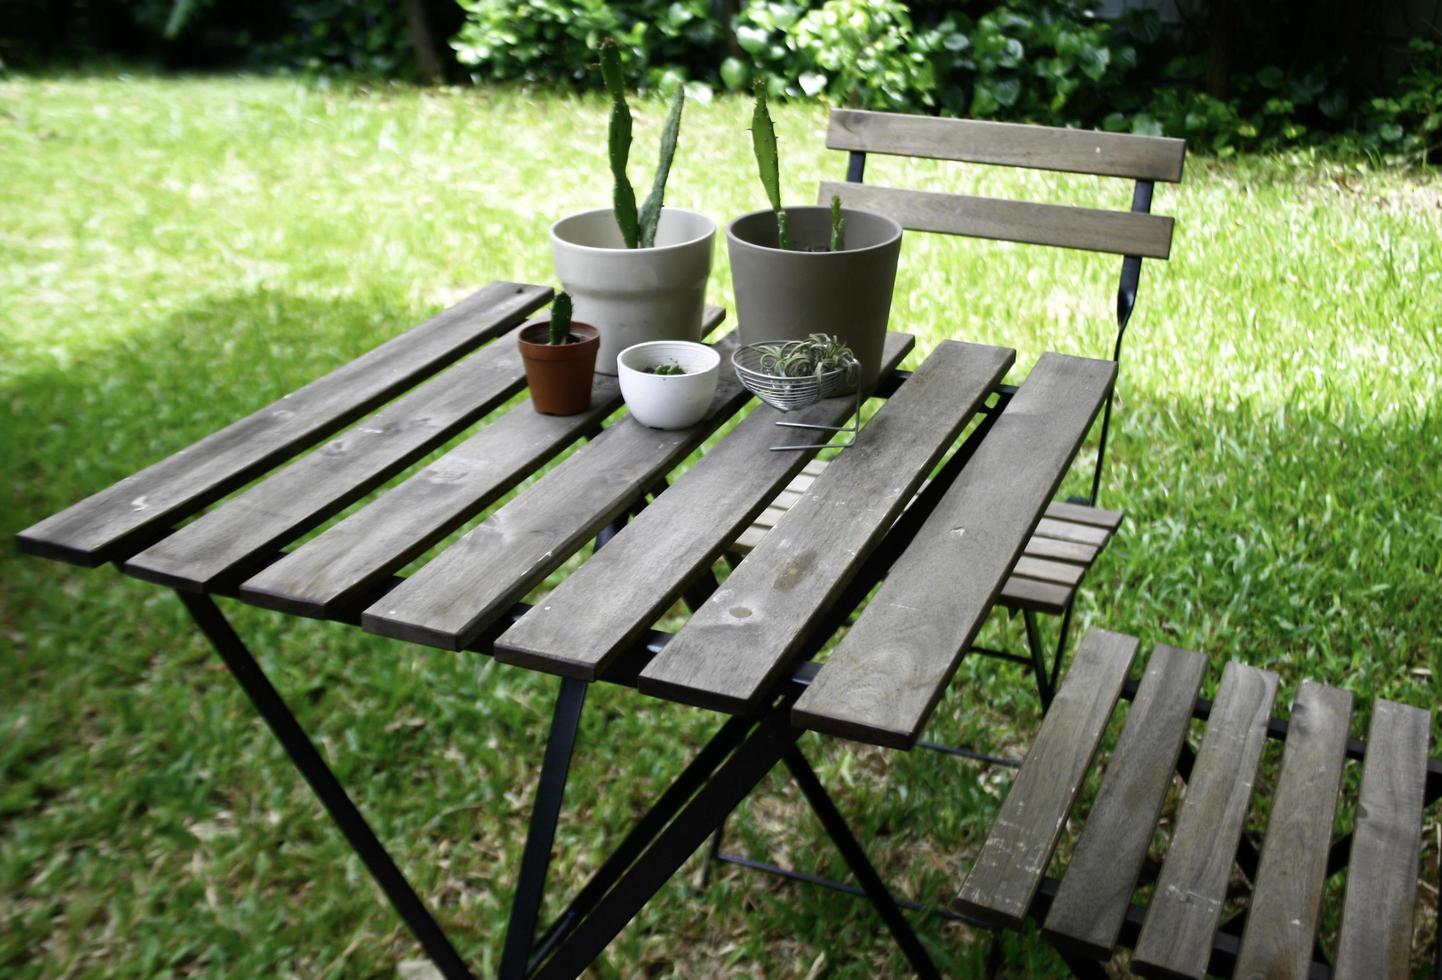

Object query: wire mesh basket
[731,343,857,411]
[731,341,862,451]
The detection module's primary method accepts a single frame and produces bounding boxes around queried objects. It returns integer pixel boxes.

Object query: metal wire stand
[731,343,862,452]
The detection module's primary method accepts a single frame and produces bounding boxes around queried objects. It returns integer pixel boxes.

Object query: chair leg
[1023,611,1055,710]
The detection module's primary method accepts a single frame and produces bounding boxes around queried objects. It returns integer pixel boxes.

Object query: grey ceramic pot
[726,206,903,390]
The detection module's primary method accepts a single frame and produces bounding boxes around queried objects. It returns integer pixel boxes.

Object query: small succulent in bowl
[643,361,688,376]
[754,333,859,386]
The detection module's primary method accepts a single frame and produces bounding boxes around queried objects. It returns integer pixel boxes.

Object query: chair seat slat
[955,629,1140,928]
[1233,681,1353,979]
[1132,661,1279,979]
[1334,699,1432,980]
[1043,643,1208,959]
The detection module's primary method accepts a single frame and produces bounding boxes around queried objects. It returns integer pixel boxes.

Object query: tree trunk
[407,0,442,85]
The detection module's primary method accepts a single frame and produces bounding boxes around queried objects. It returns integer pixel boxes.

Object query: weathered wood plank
[1022,535,1100,565]
[1010,556,1085,588]
[1044,500,1123,530]
[16,282,551,566]
[1043,643,1208,959]
[954,629,1140,928]
[1132,661,1280,980]
[1032,516,1110,547]
[1233,680,1353,980]
[241,308,726,616]
[123,313,557,592]
[997,575,1075,614]
[820,182,1175,259]
[492,333,923,680]
[827,109,1187,183]
[1334,699,1432,980]
[791,352,1117,747]
[361,335,763,651]
[638,341,1015,712]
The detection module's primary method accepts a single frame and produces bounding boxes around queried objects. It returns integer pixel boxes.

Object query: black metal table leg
[499,676,588,980]
[175,591,474,980]
[531,709,801,979]
[781,746,940,979]
[527,712,754,968]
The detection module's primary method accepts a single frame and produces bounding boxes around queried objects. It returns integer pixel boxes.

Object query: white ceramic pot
[617,341,720,430]
[551,207,716,375]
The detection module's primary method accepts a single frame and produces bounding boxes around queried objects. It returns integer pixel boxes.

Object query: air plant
[549,292,575,345]
[755,334,859,385]
[599,39,686,249]
[750,80,789,250]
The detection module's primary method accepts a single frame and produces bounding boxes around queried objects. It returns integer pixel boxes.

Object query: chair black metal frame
[706,110,1186,912]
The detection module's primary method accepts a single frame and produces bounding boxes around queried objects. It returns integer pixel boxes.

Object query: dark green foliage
[549,292,573,345]
[601,40,640,250]
[452,0,1441,160]
[452,0,724,88]
[638,87,686,249]
[829,195,844,252]
[750,81,789,250]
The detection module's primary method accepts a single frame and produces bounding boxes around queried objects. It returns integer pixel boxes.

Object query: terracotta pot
[517,322,601,416]
[727,206,902,390]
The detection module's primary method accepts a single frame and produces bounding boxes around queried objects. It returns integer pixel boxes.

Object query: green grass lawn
[3,74,1440,977]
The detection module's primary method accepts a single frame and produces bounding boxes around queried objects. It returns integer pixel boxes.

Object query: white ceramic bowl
[617,341,721,430]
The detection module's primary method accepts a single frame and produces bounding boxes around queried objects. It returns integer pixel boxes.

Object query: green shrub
[450,0,724,89]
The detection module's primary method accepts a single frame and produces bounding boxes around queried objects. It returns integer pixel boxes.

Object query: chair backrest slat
[827,108,1186,183]
[818,181,1174,259]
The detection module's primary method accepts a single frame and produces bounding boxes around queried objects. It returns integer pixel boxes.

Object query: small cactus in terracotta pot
[518,292,601,416]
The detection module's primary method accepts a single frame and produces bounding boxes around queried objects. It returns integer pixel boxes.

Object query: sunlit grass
[2,74,1439,977]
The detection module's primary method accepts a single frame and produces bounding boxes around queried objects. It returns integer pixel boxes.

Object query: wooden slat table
[19,280,1131,979]
[960,629,1441,980]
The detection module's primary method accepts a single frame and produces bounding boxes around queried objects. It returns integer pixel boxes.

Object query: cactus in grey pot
[598,39,686,250]
[829,194,845,252]
[750,80,790,250]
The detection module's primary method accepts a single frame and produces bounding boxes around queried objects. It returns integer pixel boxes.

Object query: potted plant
[551,39,716,376]
[517,292,601,416]
[616,340,721,430]
[726,82,903,390]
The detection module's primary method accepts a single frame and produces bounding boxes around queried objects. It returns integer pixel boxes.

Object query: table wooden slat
[16,282,550,566]
[1042,643,1207,959]
[1334,698,1432,980]
[954,629,1140,928]
[493,333,920,680]
[1234,680,1354,980]
[124,317,550,592]
[1132,661,1279,980]
[361,337,761,651]
[241,308,725,616]
[791,352,1116,747]
[638,341,1015,712]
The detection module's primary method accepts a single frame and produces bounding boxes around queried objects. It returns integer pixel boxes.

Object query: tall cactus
[638,86,685,249]
[829,194,845,252]
[599,40,639,249]
[750,81,789,250]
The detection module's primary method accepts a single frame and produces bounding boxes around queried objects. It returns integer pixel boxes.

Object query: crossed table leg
[173,562,940,979]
